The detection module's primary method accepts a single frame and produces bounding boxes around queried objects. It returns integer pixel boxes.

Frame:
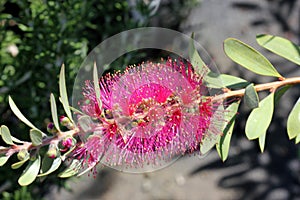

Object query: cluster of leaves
[189,33,300,161]
[0,0,154,198]
[217,35,300,161]
[0,0,149,126]
[0,65,76,186]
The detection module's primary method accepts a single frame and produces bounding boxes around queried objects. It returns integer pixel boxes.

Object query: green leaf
[93,62,102,111]
[244,84,259,109]
[201,130,220,156]
[50,93,60,132]
[1,125,14,145]
[258,131,266,152]
[224,38,282,77]
[245,92,275,140]
[204,73,249,89]
[59,64,73,123]
[274,85,291,106]
[256,34,300,65]
[58,159,80,178]
[219,74,250,89]
[217,101,240,161]
[40,155,53,174]
[11,136,25,144]
[8,96,43,133]
[18,155,41,186]
[11,156,30,169]
[69,106,84,115]
[287,98,300,139]
[0,156,10,167]
[200,104,225,155]
[29,129,43,146]
[38,157,61,177]
[204,72,224,88]
[78,115,93,132]
[296,133,300,144]
[189,33,208,74]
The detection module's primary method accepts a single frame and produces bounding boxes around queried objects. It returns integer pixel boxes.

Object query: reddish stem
[212,76,300,102]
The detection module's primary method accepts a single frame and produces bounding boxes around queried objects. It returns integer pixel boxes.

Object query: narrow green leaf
[18,155,41,186]
[29,129,43,146]
[217,101,240,161]
[200,104,225,155]
[93,62,102,111]
[274,85,291,106]
[189,33,208,74]
[224,38,282,77]
[11,136,25,144]
[244,84,259,109]
[78,115,93,132]
[287,98,300,139]
[245,92,275,140]
[38,157,61,177]
[296,133,300,144]
[219,74,250,89]
[8,96,40,131]
[204,73,249,89]
[256,34,300,65]
[1,125,14,145]
[50,93,60,131]
[69,106,84,115]
[11,156,29,169]
[204,72,224,88]
[59,64,73,123]
[0,156,10,166]
[258,132,266,152]
[200,130,219,156]
[58,159,80,178]
[40,155,53,174]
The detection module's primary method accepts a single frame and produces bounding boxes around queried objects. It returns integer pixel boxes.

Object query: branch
[0,128,80,156]
[212,76,300,102]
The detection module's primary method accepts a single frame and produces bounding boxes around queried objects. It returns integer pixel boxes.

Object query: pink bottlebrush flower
[73,58,222,171]
[72,135,103,170]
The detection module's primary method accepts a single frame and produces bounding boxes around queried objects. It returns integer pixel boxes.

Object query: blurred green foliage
[0,0,151,198]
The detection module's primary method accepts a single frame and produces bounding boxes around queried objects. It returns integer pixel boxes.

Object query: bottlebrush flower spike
[73,58,224,172]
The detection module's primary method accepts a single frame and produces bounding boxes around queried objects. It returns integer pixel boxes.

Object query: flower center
[113,83,182,142]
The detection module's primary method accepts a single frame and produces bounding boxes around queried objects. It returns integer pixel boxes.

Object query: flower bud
[60,116,70,126]
[47,144,58,159]
[17,149,29,161]
[60,116,74,129]
[30,154,37,161]
[47,122,58,134]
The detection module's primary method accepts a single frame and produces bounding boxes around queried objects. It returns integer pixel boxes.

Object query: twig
[212,76,300,102]
[1,128,80,156]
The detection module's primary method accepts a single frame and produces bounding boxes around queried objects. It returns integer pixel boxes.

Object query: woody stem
[212,76,300,102]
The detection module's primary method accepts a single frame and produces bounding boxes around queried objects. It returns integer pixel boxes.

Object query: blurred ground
[48,0,300,199]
